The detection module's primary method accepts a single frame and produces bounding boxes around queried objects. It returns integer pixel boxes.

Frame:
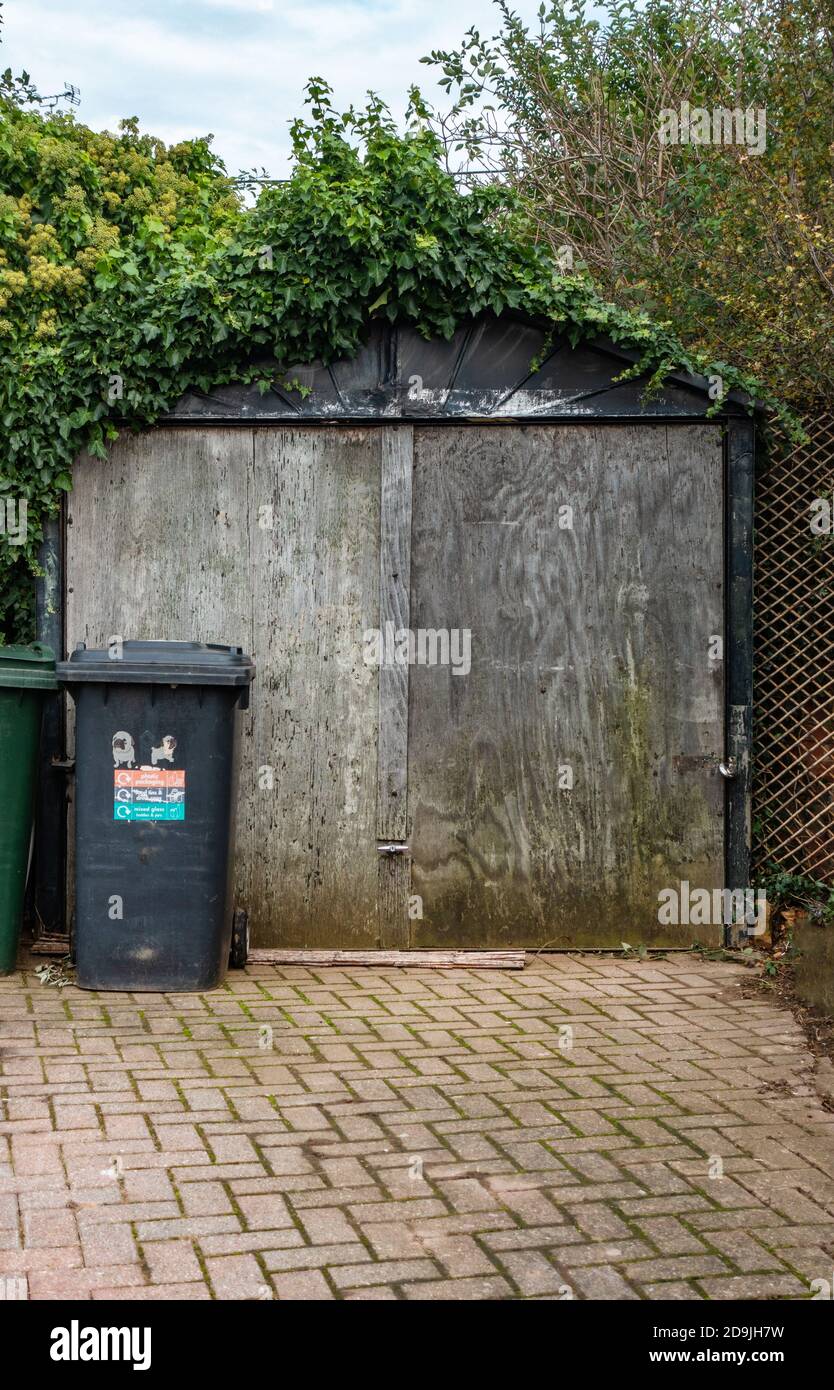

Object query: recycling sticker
[112,730,185,821]
[114,768,186,821]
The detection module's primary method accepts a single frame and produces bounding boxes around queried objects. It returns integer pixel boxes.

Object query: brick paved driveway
[1,953,833,1300]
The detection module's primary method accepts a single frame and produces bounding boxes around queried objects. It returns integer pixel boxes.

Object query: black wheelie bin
[57,640,254,991]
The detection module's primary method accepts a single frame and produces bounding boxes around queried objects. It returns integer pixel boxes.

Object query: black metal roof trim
[163,312,750,424]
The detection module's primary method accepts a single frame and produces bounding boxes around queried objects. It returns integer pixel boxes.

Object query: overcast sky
[1,0,544,177]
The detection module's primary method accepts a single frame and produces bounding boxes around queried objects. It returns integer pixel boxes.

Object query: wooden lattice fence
[753,411,834,881]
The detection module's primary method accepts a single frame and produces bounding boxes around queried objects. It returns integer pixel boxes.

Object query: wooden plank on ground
[247,948,525,969]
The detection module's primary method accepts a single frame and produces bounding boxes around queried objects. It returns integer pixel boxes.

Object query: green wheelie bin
[0,643,57,974]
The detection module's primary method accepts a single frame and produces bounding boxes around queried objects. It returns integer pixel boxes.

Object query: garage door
[65,420,724,947]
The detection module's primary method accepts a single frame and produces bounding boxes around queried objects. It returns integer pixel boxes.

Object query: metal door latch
[673,754,738,779]
[377,842,410,856]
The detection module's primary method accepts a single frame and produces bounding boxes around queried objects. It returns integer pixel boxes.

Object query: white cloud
[199,1,277,11]
[0,0,542,176]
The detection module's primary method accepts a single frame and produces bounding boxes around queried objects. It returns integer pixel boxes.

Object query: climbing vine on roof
[0,72,779,642]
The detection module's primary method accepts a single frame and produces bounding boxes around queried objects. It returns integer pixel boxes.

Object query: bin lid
[56,640,255,687]
[0,642,58,690]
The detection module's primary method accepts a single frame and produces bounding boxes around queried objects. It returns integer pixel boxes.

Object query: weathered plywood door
[249,426,383,945]
[65,428,256,933]
[405,423,725,948]
[66,424,389,948]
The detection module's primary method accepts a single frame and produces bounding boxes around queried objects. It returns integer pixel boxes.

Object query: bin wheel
[229,909,249,969]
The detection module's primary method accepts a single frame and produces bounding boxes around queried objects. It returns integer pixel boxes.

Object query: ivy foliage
[0,71,777,642]
[758,864,834,926]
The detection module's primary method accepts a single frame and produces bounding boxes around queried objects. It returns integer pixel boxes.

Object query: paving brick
[330,1259,437,1289]
[179,1181,234,1217]
[640,1280,701,1300]
[151,1125,206,1152]
[343,1285,400,1300]
[420,1233,495,1277]
[697,1273,809,1299]
[23,1208,78,1249]
[120,1170,177,1204]
[271,1270,334,1300]
[623,1255,729,1281]
[28,1265,146,1298]
[299,1208,358,1244]
[93,1281,212,1300]
[566,1202,632,1241]
[634,1216,707,1255]
[500,1249,571,1296]
[198,1229,303,1256]
[568,1266,641,1300]
[236,1193,294,1229]
[142,1239,203,1283]
[0,1245,82,1273]
[80,1221,139,1267]
[400,1273,514,1300]
[206,1254,267,1300]
[706,1229,787,1272]
[558,1239,651,1266]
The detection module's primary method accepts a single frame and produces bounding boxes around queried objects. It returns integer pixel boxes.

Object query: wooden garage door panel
[407,423,725,948]
[66,425,382,948]
[65,428,257,929]
[250,427,380,946]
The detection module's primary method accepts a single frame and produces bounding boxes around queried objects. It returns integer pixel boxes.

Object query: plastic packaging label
[114,768,186,821]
